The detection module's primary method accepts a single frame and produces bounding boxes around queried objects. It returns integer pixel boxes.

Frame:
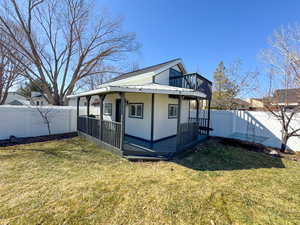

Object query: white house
[68,58,212,159]
[30,91,50,106]
[3,92,30,105]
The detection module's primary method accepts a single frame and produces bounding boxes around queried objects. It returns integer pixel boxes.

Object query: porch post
[120,92,126,151]
[207,98,211,136]
[196,98,199,121]
[98,94,106,140]
[86,96,91,116]
[76,97,80,131]
[86,96,91,135]
[176,95,183,151]
[150,94,155,143]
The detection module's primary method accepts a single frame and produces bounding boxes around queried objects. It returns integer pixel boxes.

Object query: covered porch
[71,84,212,159]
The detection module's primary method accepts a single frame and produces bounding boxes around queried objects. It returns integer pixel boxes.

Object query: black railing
[169,73,212,98]
[189,117,209,135]
[177,121,199,151]
[78,116,121,149]
[101,120,122,149]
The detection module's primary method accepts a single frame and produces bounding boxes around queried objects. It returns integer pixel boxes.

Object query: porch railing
[78,116,121,149]
[169,73,212,97]
[177,121,199,151]
[189,117,209,135]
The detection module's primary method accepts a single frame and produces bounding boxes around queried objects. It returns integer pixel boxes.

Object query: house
[3,92,30,105]
[30,91,50,106]
[231,98,251,110]
[67,58,212,159]
[246,98,265,109]
[272,88,300,108]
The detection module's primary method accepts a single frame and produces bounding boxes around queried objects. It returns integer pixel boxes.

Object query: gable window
[104,103,112,115]
[168,104,178,119]
[129,103,143,119]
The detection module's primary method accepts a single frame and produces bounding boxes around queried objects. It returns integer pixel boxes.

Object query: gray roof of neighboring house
[105,58,182,83]
[274,88,300,104]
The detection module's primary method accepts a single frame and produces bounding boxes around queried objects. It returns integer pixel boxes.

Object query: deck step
[124,155,169,161]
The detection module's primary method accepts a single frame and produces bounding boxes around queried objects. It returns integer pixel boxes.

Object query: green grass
[0,137,300,225]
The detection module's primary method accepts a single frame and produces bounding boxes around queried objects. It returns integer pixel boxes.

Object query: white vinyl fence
[0,106,77,140]
[192,110,300,151]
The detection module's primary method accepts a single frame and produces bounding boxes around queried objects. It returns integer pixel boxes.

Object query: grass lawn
[0,137,300,225]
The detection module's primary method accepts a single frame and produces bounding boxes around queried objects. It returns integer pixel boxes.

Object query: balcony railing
[169,73,212,98]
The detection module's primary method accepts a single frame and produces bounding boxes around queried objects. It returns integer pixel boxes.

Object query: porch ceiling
[67,83,206,99]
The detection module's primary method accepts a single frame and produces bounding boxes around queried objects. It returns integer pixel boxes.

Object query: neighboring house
[30,91,50,106]
[246,98,265,109]
[3,92,29,105]
[272,88,300,108]
[68,58,212,159]
[231,98,251,110]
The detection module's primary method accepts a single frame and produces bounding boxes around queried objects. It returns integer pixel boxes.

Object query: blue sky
[99,0,300,82]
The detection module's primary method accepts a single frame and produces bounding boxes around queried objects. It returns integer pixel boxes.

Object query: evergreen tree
[212,62,238,109]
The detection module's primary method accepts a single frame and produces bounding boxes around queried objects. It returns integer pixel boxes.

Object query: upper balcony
[169,72,212,99]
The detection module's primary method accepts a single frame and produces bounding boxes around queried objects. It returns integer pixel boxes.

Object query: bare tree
[0,0,138,105]
[260,24,300,152]
[0,28,26,104]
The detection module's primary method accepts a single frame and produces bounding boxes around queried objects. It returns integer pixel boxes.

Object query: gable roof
[105,58,184,84]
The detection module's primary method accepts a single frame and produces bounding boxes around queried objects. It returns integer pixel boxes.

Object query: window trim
[128,103,144,119]
[168,104,178,119]
[104,102,112,116]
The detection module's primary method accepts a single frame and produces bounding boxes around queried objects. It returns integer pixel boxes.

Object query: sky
[98,0,300,82]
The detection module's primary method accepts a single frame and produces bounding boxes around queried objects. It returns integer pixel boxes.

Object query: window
[168,104,178,119]
[129,103,143,119]
[104,103,112,115]
[36,101,39,106]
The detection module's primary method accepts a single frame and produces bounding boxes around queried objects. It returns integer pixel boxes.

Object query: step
[124,155,169,161]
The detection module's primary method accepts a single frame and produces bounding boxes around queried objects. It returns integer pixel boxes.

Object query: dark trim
[76,97,80,130]
[150,94,154,142]
[188,100,190,120]
[176,95,182,151]
[104,102,112,116]
[86,96,91,116]
[168,104,178,119]
[207,98,212,136]
[128,102,144,119]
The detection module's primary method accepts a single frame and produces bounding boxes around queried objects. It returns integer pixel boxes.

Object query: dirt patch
[213,136,300,162]
[0,132,78,147]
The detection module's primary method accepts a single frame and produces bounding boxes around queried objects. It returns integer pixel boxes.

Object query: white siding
[125,93,152,140]
[153,94,189,141]
[154,64,182,85]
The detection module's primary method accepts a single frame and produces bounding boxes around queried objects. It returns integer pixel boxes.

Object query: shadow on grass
[172,139,285,171]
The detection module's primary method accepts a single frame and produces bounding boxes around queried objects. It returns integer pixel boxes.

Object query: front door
[115,99,121,122]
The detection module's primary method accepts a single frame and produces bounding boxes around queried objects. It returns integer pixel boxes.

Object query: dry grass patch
[0,137,300,225]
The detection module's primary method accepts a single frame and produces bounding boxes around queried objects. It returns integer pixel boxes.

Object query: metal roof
[67,83,206,99]
[104,58,183,84]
